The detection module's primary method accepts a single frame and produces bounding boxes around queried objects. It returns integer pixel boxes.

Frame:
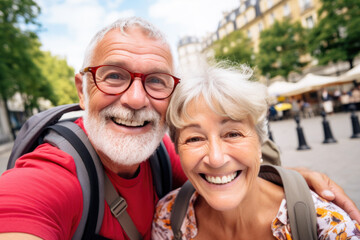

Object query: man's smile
[111,117,150,128]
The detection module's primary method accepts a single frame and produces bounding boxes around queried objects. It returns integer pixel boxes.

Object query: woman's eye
[225,132,243,138]
[185,137,203,143]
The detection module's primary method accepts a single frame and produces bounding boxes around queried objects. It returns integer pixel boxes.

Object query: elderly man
[0,17,358,240]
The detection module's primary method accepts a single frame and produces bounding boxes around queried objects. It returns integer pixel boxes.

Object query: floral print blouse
[152,189,360,239]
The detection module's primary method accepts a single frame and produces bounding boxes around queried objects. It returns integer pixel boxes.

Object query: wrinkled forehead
[183,95,250,122]
[92,27,174,71]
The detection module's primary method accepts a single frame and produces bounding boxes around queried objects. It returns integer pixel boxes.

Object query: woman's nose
[206,139,227,168]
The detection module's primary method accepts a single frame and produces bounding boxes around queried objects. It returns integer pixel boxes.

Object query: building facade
[178,0,323,76]
[0,100,13,144]
[177,36,204,74]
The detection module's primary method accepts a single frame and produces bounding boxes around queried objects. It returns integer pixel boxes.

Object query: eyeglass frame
[79,64,181,100]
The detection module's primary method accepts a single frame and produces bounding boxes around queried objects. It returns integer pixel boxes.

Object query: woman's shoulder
[152,189,182,239]
[272,191,360,239]
[311,191,360,238]
[153,188,199,239]
[155,188,181,217]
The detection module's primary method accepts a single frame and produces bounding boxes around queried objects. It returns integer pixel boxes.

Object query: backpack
[7,103,172,240]
[170,165,317,240]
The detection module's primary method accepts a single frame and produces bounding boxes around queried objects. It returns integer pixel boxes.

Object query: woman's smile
[201,171,241,185]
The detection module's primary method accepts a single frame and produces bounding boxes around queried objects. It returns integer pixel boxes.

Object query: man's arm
[294,167,360,223]
[0,233,42,240]
[0,144,83,239]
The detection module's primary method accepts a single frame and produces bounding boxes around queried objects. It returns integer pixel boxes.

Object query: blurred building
[0,100,13,144]
[177,36,203,74]
[178,0,325,76]
[0,92,50,144]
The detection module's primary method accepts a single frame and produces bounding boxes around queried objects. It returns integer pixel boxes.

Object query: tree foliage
[38,52,78,106]
[0,0,77,117]
[211,30,255,67]
[0,0,47,114]
[257,20,307,81]
[307,0,360,69]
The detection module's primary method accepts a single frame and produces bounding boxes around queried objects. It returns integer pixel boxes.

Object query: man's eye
[146,76,166,86]
[108,73,120,79]
[105,72,127,80]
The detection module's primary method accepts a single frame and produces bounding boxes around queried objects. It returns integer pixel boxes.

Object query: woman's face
[177,99,262,211]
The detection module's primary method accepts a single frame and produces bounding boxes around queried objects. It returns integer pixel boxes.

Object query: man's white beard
[83,103,167,166]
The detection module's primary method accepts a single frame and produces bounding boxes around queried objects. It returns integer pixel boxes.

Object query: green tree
[18,38,56,114]
[308,0,360,69]
[0,0,46,116]
[38,52,78,106]
[257,20,307,81]
[212,30,255,67]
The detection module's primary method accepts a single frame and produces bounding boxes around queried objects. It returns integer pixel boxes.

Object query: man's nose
[120,78,149,110]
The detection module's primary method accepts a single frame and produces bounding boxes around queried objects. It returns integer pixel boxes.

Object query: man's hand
[292,167,360,223]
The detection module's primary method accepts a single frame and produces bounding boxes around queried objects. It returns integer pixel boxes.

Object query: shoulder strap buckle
[110,196,128,218]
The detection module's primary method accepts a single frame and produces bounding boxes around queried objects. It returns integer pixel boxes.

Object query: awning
[337,64,360,84]
[267,73,338,97]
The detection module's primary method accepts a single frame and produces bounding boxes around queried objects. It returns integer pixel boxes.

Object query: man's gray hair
[167,60,269,150]
[81,16,170,70]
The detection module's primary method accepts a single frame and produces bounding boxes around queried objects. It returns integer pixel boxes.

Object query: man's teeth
[205,172,238,185]
[112,117,146,127]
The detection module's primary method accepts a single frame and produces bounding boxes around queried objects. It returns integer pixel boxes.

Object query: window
[258,22,263,32]
[247,29,252,39]
[229,12,236,21]
[268,0,273,9]
[269,13,275,25]
[240,4,246,12]
[283,3,291,17]
[306,15,314,28]
[304,0,312,6]
[299,0,312,11]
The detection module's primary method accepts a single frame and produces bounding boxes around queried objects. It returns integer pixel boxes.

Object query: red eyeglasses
[80,65,180,100]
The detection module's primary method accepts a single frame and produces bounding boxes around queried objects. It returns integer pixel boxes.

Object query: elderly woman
[152,62,360,239]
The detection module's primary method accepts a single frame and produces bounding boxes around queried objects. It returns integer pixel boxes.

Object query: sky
[35,0,240,72]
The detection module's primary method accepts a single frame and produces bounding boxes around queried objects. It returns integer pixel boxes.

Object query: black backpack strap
[7,103,81,169]
[170,180,195,240]
[259,165,317,240]
[44,121,105,240]
[104,174,143,240]
[149,140,172,199]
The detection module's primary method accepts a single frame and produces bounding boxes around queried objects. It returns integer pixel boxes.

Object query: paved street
[269,111,360,208]
[0,111,359,209]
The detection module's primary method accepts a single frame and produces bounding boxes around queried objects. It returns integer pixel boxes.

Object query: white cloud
[149,0,239,37]
[148,0,239,65]
[36,0,134,71]
[35,0,240,71]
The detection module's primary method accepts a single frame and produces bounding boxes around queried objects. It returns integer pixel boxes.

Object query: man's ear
[75,73,86,110]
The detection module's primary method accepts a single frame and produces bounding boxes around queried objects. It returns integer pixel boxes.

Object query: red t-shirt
[0,118,186,240]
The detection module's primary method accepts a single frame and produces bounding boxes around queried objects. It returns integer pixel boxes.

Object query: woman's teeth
[205,172,239,185]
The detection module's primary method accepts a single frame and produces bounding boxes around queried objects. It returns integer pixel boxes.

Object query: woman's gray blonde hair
[167,61,269,151]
